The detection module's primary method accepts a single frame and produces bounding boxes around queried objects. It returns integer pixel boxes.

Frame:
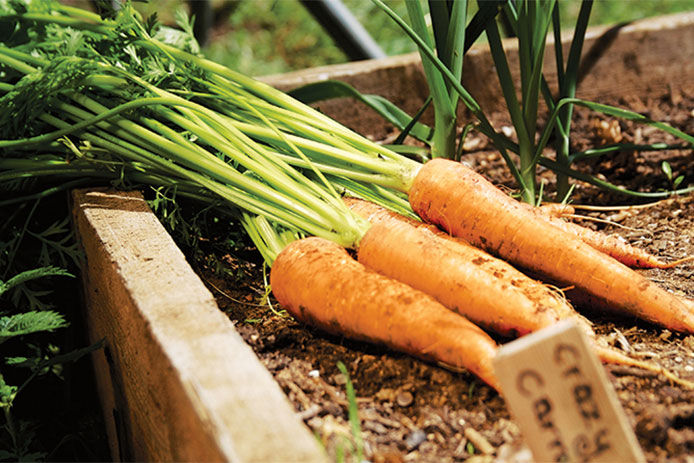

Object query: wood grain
[494,320,645,463]
[72,189,327,462]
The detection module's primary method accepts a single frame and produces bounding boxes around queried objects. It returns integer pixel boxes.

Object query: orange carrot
[270,236,501,390]
[409,158,694,333]
[536,204,692,269]
[347,198,694,389]
[539,203,575,217]
[345,197,586,338]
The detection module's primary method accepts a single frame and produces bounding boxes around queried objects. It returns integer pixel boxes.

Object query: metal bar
[300,0,387,61]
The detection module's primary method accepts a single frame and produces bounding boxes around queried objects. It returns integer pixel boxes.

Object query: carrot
[270,236,501,390]
[536,204,692,269]
[409,158,694,333]
[344,199,694,389]
[344,197,586,338]
[539,203,575,217]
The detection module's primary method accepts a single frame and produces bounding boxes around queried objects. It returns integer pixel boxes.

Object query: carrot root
[409,158,694,334]
[539,203,575,217]
[658,255,694,269]
[346,197,587,338]
[538,210,681,269]
[270,236,501,390]
[596,346,694,390]
[538,202,693,269]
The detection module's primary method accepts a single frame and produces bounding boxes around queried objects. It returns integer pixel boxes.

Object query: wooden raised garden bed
[73,12,694,462]
[72,189,328,462]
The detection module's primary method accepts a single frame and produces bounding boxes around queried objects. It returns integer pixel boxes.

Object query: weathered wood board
[495,320,646,463]
[72,189,328,462]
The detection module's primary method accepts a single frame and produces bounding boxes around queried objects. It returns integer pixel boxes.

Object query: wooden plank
[72,189,328,463]
[494,320,645,463]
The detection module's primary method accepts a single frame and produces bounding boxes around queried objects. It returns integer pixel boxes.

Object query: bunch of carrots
[1,1,693,392]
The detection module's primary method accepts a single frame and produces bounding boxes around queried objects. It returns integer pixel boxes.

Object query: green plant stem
[1,30,376,249]
[540,157,694,198]
[552,0,593,200]
[0,97,183,149]
[1,198,40,279]
[534,97,694,168]
[485,19,536,203]
[571,142,690,162]
[405,0,456,159]
[40,106,351,242]
[2,405,18,452]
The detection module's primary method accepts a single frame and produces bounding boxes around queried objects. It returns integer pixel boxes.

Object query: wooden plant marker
[494,320,645,463]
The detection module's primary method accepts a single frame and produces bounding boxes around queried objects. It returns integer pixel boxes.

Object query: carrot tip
[660,255,694,269]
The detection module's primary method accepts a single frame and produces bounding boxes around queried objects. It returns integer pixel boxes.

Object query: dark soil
[197,87,693,463]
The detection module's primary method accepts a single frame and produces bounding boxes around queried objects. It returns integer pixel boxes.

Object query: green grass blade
[337,361,363,462]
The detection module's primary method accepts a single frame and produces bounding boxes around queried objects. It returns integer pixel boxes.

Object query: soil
[195,87,694,463]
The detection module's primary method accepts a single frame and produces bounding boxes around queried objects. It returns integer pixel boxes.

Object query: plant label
[493,319,645,463]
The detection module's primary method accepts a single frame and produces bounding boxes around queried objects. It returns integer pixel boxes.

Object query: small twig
[609,365,658,378]
[297,404,321,421]
[202,276,269,308]
[464,427,495,455]
[611,328,633,353]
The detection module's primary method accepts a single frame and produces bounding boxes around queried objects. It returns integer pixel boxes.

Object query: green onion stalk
[544,0,593,201]
[485,0,556,204]
[223,0,694,204]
